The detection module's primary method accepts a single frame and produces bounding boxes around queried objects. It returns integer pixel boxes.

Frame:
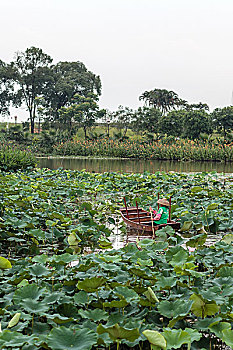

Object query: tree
[184,102,209,111]
[10,47,53,133]
[0,60,14,115]
[182,110,212,139]
[158,110,185,137]
[132,106,161,134]
[43,61,101,122]
[139,88,186,115]
[113,106,134,137]
[211,106,233,137]
[58,93,99,139]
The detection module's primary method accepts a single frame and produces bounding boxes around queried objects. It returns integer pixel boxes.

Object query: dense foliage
[0,169,232,349]
[53,138,233,161]
[0,144,36,171]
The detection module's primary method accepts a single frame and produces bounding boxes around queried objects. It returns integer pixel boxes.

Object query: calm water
[37,157,233,173]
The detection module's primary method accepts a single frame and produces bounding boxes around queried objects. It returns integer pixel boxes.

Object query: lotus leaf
[103,300,129,308]
[13,284,45,304]
[209,321,231,338]
[0,257,12,269]
[222,328,233,348]
[78,308,108,322]
[190,293,219,318]
[97,323,140,342]
[7,313,21,328]
[142,330,166,350]
[158,300,193,319]
[144,287,159,303]
[77,277,106,292]
[114,286,139,302]
[47,326,97,350]
[163,329,191,349]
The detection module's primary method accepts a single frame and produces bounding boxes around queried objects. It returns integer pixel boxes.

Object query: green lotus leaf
[78,308,108,322]
[221,234,233,244]
[29,264,51,277]
[103,300,129,308]
[77,277,106,292]
[43,292,62,304]
[195,317,222,331]
[47,326,97,350]
[74,291,89,305]
[158,300,193,318]
[170,249,189,267]
[184,328,201,343]
[180,221,193,232]
[207,203,219,210]
[47,314,74,324]
[75,262,96,272]
[97,323,140,342]
[209,322,231,339]
[7,313,21,328]
[50,253,78,265]
[190,294,219,318]
[222,328,233,348]
[156,276,177,289]
[144,287,159,303]
[191,186,203,193]
[81,202,92,211]
[217,266,233,278]
[68,232,81,246]
[13,284,45,304]
[0,256,12,269]
[129,267,152,279]
[23,299,49,313]
[186,233,207,248]
[0,330,35,348]
[17,279,29,288]
[100,255,121,263]
[32,254,49,264]
[163,329,191,349]
[28,228,45,240]
[143,330,166,349]
[114,286,139,302]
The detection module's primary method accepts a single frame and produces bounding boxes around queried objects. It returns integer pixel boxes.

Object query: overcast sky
[1,0,233,121]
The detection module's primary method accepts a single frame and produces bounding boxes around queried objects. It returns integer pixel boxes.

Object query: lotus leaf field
[0,169,233,350]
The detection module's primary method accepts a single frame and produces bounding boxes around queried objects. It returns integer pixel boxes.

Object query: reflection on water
[37,157,233,173]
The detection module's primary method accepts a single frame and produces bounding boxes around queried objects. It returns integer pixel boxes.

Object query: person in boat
[149,198,169,225]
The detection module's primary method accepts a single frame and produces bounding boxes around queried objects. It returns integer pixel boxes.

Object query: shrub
[0,144,36,171]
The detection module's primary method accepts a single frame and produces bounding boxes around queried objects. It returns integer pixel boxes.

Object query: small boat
[120,197,180,234]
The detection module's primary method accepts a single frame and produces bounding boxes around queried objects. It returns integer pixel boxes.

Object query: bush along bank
[52,138,233,162]
[0,144,36,171]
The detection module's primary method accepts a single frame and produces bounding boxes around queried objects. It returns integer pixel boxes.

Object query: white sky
[1,0,233,121]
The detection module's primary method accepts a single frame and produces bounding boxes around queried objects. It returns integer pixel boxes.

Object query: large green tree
[113,105,134,137]
[158,110,185,137]
[43,61,101,122]
[0,60,14,115]
[211,106,233,136]
[139,88,186,115]
[58,93,99,139]
[182,110,212,139]
[132,106,161,134]
[9,47,53,133]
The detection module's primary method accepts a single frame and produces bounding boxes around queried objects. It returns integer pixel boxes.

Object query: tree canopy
[139,88,186,115]
[43,61,101,122]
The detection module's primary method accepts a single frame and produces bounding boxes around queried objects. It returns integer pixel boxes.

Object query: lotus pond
[0,169,233,350]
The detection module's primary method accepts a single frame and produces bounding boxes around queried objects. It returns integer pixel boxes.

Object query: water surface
[37,157,233,173]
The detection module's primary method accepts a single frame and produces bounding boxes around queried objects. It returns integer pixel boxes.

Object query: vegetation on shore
[53,138,233,162]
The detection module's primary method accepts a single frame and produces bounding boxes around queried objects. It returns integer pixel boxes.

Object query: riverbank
[52,138,233,162]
